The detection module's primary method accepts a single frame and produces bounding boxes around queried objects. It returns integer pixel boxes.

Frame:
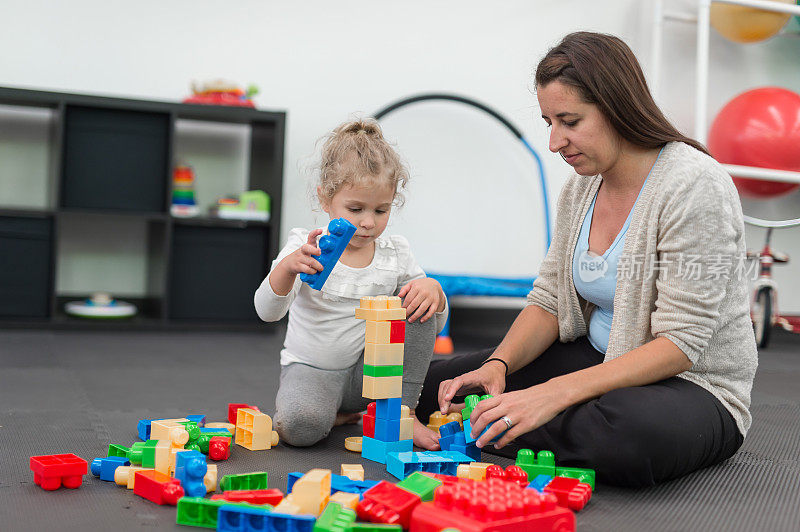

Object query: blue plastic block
[200,427,231,436]
[437,421,461,451]
[375,398,402,420]
[137,419,152,441]
[374,418,401,441]
[528,474,554,493]
[186,414,206,427]
[174,450,207,497]
[463,418,505,445]
[90,456,130,481]
[450,432,481,461]
[217,503,316,532]
[299,218,357,290]
[268,513,315,532]
[386,450,473,480]
[287,472,378,499]
[361,436,413,465]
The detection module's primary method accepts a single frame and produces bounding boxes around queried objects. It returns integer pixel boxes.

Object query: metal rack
[651,0,800,185]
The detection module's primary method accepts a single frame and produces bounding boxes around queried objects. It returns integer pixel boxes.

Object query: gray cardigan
[528,141,758,435]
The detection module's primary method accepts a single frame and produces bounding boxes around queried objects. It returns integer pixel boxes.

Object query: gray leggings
[274,317,436,447]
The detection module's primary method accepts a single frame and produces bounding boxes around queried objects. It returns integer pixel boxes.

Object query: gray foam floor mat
[1,327,799,531]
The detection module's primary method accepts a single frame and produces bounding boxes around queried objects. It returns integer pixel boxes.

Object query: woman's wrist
[481,357,509,376]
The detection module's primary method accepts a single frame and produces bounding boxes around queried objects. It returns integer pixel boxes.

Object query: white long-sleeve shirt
[254,227,449,369]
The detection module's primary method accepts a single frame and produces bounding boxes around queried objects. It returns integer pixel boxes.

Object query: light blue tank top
[572,150,661,353]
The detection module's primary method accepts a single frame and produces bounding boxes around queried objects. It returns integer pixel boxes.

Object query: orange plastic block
[355,307,407,322]
[360,295,402,310]
[365,320,406,344]
[133,470,184,505]
[362,375,402,399]
[114,466,151,489]
[340,464,364,481]
[289,468,332,516]
[235,408,279,450]
[330,490,360,511]
[427,412,463,433]
[364,342,404,366]
[456,462,492,481]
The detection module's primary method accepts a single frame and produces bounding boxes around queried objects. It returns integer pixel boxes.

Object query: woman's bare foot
[413,417,441,450]
[334,412,362,426]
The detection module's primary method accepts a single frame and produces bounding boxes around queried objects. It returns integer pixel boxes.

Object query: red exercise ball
[708,87,800,198]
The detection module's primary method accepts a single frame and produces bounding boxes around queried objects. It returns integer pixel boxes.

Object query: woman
[416,31,758,487]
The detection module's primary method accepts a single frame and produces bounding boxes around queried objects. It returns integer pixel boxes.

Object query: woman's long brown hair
[535,32,709,155]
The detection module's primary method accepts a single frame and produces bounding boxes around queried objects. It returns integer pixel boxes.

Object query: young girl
[254,118,447,450]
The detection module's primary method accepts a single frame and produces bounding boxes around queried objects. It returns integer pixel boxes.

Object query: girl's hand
[280,229,324,276]
[437,362,506,415]
[412,417,441,451]
[398,278,445,323]
[468,380,567,450]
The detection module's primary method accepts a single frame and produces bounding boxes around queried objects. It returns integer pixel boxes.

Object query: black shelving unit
[0,86,285,330]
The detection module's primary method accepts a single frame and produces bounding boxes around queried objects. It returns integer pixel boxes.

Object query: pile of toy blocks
[356,296,416,464]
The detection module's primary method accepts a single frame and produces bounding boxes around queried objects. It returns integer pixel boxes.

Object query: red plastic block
[29,453,88,490]
[211,488,284,506]
[357,480,422,529]
[485,464,528,488]
[133,470,184,505]
[389,320,406,343]
[363,402,376,438]
[227,403,259,424]
[543,476,592,511]
[409,478,575,532]
[208,436,231,461]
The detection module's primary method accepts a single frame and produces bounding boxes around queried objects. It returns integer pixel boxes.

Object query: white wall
[1,0,799,310]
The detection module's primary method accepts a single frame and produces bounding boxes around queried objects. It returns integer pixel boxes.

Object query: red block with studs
[211,488,284,506]
[208,436,231,461]
[133,470,184,505]
[357,480,422,529]
[29,453,88,490]
[363,402,376,438]
[543,476,592,511]
[485,464,528,488]
[227,403,260,424]
[409,478,575,532]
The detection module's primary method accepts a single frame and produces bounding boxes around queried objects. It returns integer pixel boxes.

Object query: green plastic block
[516,449,556,479]
[197,432,233,454]
[313,502,356,532]
[363,364,404,378]
[107,444,130,458]
[555,466,596,490]
[397,472,442,501]
[176,497,225,528]
[461,394,492,422]
[349,524,403,531]
[141,440,160,468]
[127,441,149,465]
[220,472,268,492]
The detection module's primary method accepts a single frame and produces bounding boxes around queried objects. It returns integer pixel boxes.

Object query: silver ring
[500,416,513,430]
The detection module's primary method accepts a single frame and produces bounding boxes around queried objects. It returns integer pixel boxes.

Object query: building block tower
[356,296,413,463]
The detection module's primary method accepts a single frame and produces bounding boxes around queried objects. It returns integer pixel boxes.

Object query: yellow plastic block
[114,466,151,489]
[359,295,401,310]
[235,408,279,450]
[154,440,172,474]
[364,342,404,366]
[456,462,492,481]
[344,437,362,453]
[290,468,332,516]
[355,307,406,322]
[205,464,218,493]
[205,422,235,434]
[362,375,402,399]
[150,419,190,448]
[168,448,189,475]
[329,491,360,511]
[427,411,463,433]
[273,495,302,515]
[340,464,364,481]
[400,416,414,441]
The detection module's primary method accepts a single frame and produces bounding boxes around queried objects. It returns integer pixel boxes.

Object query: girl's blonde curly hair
[316,118,409,207]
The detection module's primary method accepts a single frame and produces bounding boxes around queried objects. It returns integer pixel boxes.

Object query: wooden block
[290,468,331,516]
[362,375,402,399]
[114,466,151,489]
[365,320,406,344]
[235,408,279,450]
[355,307,406,322]
[154,440,172,475]
[329,490,360,511]
[205,464,218,493]
[399,416,414,441]
[364,342,404,366]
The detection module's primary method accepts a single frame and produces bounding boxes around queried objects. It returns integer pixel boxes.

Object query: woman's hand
[398,278,445,323]
[468,380,567,449]
[437,362,506,415]
[279,229,324,276]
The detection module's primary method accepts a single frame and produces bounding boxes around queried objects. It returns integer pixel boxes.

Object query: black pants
[417,337,743,487]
